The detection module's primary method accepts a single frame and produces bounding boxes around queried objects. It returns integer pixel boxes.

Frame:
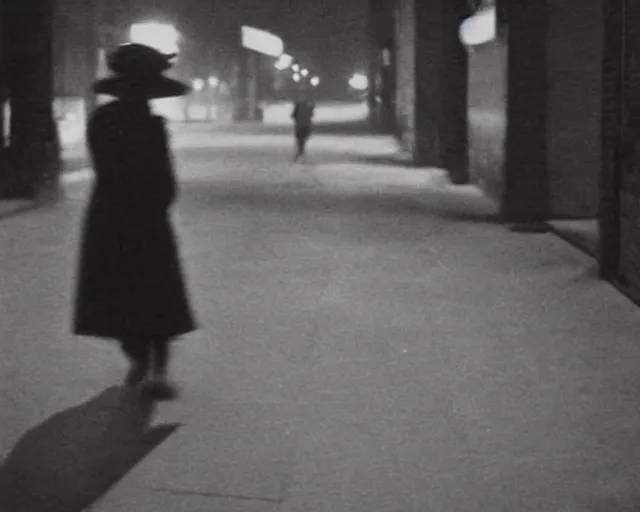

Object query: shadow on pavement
[309,120,374,135]
[347,153,417,168]
[0,386,180,512]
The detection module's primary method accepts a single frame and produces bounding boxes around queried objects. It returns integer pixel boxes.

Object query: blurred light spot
[192,78,205,91]
[348,73,368,91]
[459,7,496,46]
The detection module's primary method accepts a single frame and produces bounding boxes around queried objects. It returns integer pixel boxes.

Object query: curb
[546,221,599,259]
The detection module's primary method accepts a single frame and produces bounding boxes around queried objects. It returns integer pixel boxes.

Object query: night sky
[134,0,370,92]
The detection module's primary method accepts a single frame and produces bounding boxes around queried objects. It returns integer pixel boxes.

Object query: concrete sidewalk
[2,134,640,511]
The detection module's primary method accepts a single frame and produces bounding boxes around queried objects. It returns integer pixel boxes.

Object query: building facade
[370,0,640,302]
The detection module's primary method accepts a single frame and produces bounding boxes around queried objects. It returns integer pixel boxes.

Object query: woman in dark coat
[73,43,196,400]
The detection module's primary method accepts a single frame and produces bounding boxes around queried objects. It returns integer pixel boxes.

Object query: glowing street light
[292,73,301,83]
[275,53,293,71]
[310,76,320,87]
[459,6,496,46]
[301,69,309,77]
[192,78,205,91]
[130,22,180,55]
[208,76,219,88]
[292,64,300,73]
[348,73,368,91]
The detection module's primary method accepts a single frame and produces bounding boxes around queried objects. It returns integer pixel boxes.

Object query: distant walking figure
[73,43,196,401]
[292,98,315,161]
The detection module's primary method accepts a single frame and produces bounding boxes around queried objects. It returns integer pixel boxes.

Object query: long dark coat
[73,100,196,341]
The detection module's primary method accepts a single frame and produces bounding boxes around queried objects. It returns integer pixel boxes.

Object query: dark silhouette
[0,387,180,512]
[291,97,316,161]
[73,43,196,401]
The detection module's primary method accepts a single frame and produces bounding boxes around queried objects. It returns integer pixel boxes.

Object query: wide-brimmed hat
[92,75,190,99]
[92,43,190,99]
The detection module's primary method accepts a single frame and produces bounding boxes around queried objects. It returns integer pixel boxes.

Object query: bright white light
[310,76,320,87]
[348,73,368,91]
[193,78,205,91]
[241,26,284,57]
[301,69,309,77]
[292,64,300,73]
[275,53,293,71]
[130,23,180,55]
[459,7,496,46]
[292,73,301,83]
[208,76,219,87]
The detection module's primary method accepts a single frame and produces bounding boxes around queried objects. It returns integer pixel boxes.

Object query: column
[234,50,260,122]
[0,0,5,149]
[599,0,624,278]
[439,0,469,184]
[502,0,550,223]
[401,0,469,183]
[412,0,443,166]
[233,52,250,121]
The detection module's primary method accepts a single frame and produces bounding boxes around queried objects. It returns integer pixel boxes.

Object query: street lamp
[192,78,205,92]
[292,73,301,83]
[292,64,300,73]
[301,69,309,77]
[208,76,219,88]
[348,73,368,91]
[459,6,496,46]
[310,76,320,87]
[130,22,180,55]
[275,53,293,71]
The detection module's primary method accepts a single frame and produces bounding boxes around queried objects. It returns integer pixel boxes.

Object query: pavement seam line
[144,485,283,503]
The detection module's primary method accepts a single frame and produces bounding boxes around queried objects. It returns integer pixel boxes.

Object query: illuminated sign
[241,26,284,57]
